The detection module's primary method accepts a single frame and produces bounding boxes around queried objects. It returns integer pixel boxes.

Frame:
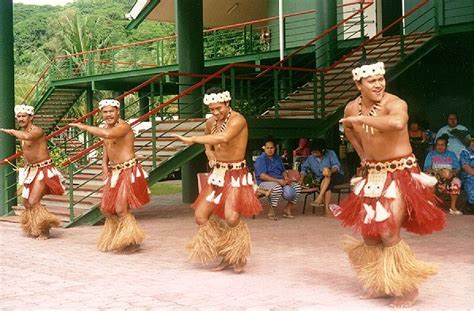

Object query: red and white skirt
[102,158,150,214]
[19,159,65,199]
[192,160,263,219]
[334,155,445,239]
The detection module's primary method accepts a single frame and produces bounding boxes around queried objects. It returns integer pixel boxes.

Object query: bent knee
[225,215,240,227]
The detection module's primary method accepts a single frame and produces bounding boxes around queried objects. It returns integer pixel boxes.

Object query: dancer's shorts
[19,159,65,199]
[334,154,445,238]
[192,160,263,219]
[102,158,150,214]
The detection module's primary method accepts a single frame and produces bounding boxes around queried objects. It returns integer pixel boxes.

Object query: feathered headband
[14,105,34,116]
[352,62,385,81]
[98,99,120,109]
[203,91,231,106]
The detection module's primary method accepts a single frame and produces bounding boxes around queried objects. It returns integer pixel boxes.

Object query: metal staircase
[261,33,434,119]
[34,88,85,133]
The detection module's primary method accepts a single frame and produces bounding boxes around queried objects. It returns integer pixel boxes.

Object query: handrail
[19,9,317,107]
[323,0,430,73]
[257,1,375,77]
[61,62,324,166]
[21,63,52,105]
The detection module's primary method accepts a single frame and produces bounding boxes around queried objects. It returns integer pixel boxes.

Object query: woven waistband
[213,160,246,170]
[109,158,137,170]
[365,155,417,173]
[27,159,52,168]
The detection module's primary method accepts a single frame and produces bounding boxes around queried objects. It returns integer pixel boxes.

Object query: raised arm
[341,98,409,132]
[0,126,44,141]
[175,115,247,145]
[69,121,130,139]
[341,102,366,161]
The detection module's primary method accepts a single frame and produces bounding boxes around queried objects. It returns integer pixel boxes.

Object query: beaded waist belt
[213,160,246,170]
[27,158,53,168]
[109,158,137,170]
[365,155,417,173]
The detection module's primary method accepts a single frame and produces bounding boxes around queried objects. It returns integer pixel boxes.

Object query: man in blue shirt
[435,113,470,158]
[459,133,474,213]
[255,137,301,220]
[298,138,344,216]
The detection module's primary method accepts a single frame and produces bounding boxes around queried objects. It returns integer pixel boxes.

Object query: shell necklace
[358,96,381,135]
[211,108,232,134]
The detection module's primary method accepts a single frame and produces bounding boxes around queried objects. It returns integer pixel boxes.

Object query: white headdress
[203,91,231,106]
[352,62,385,81]
[98,99,120,110]
[14,104,34,116]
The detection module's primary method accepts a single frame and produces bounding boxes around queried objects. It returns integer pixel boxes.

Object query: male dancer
[69,99,149,253]
[175,87,262,273]
[337,60,445,308]
[1,105,63,239]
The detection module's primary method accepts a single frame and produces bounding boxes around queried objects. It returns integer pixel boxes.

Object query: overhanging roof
[127,0,268,30]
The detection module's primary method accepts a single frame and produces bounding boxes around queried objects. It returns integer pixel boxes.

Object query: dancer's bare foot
[389,289,418,308]
[211,259,231,272]
[233,259,246,273]
[119,244,140,254]
[36,231,50,240]
[359,291,391,300]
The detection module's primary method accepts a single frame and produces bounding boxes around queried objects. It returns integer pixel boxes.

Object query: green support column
[138,90,149,120]
[175,0,206,203]
[315,0,337,67]
[85,88,94,148]
[0,0,16,214]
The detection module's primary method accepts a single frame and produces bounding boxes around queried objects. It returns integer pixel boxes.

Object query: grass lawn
[149,181,182,195]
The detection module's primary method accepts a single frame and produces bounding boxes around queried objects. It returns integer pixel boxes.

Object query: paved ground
[1,192,473,310]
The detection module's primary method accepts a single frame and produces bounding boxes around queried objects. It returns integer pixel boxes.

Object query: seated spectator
[299,138,344,216]
[459,133,474,213]
[435,112,470,158]
[424,136,463,215]
[255,137,301,220]
[293,137,311,158]
[409,120,429,164]
[281,148,291,169]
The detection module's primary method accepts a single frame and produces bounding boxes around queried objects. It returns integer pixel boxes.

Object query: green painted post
[400,23,405,60]
[159,79,164,119]
[243,25,247,53]
[313,72,318,119]
[288,58,293,93]
[68,164,74,222]
[86,88,94,149]
[230,68,236,108]
[0,0,16,214]
[150,84,157,169]
[434,0,440,32]
[221,73,226,90]
[315,0,337,67]
[320,71,326,118]
[360,2,366,60]
[249,24,253,53]
[273,70,279,118]
[175,0,205,203]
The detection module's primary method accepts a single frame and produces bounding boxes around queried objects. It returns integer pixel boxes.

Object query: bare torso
[22,126,50,164]
[103,121,136,164]
[345,93,412,161]
[206,112,248,162]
